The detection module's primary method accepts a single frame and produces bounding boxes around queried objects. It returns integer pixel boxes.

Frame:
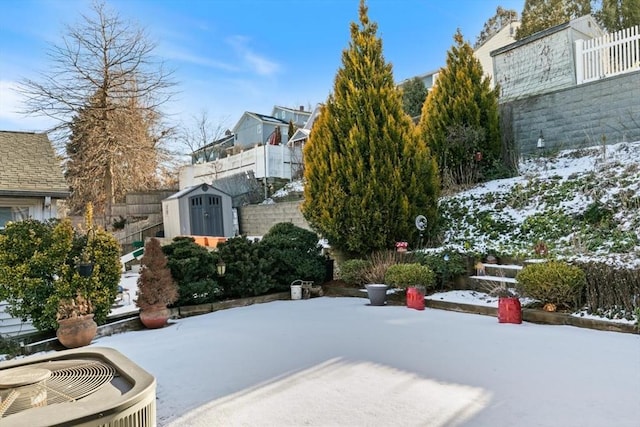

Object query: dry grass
[362,250,414,284]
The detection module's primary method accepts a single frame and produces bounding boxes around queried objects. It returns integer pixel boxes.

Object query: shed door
[189,195,223,236]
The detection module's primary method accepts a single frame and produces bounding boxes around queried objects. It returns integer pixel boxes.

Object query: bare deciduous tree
[18,1,175,218]
[179,110,231,164]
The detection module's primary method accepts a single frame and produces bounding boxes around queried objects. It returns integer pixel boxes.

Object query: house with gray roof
[0,131,69,229]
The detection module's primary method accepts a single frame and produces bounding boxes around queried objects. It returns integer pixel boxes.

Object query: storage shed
[162,183,234,240]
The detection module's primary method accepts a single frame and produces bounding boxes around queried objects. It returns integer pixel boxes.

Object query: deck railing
[576,25,640,84]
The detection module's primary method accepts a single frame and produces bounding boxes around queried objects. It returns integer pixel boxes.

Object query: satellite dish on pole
[415,215,427,231]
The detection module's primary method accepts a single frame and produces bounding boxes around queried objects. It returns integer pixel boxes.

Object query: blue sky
[0,0,525,135]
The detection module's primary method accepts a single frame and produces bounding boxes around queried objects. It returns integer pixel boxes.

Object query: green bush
[414,251,468,286]
[259,222,325,290]
[162,237,222,306]
[0,218,120,331]
[384,263,436,290]
[217,236,276,299]
[339,259,370,286]
[516,261,586,309]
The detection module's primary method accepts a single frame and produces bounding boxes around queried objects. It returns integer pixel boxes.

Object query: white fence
[180,144,303,190]
[576,25,640,84]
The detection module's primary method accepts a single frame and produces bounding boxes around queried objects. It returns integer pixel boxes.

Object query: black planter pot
[78,263,94,277]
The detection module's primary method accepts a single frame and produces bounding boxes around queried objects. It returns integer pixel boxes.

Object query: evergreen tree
[302,0,439,257]
[416,30,501,189]
[475,7,519,48]
[595,0,640,32]
[516,0,592,39]
[288,119,297,141]
[401,77,428,118]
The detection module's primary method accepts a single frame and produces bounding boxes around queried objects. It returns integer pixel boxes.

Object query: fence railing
[576,25,640,84]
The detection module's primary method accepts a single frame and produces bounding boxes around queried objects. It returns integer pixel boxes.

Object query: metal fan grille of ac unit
[0,359,115,418]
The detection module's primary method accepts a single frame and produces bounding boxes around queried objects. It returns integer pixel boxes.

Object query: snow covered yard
[92,297,640,427]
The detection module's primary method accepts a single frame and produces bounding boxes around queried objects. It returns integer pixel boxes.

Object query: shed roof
[164,183,231,201]
[0,131,69,198]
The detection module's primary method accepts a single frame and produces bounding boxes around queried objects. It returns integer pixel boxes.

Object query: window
[0,207,30,229]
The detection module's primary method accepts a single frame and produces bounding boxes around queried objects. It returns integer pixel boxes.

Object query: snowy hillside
[272,140,640,267]
[439,140,640,266]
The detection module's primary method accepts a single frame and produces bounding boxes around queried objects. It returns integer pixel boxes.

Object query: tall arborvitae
[416,30,501,188]
[302,0,439,257]
[516,0,592,39]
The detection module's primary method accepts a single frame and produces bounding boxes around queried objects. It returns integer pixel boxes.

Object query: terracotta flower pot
[56,314,98,348]
[139,305,171,329]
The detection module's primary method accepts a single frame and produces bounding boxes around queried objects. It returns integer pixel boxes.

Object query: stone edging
[324,286,639,335]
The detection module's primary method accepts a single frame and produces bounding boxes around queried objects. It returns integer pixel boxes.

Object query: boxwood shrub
[516,261,586,309]
[384,263,436,290]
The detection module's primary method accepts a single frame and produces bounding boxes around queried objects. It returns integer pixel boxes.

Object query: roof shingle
[0,131,70,197]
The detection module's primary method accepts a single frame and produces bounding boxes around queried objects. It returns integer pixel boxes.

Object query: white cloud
[226,35,281,76]
[158,47,240,72]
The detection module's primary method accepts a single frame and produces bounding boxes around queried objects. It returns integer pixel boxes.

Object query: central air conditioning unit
[0,347,156,426]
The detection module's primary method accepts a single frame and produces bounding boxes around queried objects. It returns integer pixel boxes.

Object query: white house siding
[0,302,36,337]
[179,145,303,189]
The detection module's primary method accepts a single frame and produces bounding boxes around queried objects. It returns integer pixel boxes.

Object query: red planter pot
[139,306,171,329]
[498,297,522,324]
[406,287,425,310]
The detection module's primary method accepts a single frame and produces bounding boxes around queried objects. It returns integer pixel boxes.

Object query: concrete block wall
[504,70,640,155]
[238,201,311,236]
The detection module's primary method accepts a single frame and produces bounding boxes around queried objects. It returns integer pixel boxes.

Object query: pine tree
[288,120,297,141]
[416,30,501,189]
[516,0,592,39]
[302,0,439,257]
[401,77,428,119]
[595,0,640,32]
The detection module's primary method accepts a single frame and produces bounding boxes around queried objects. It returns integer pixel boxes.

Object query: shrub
[414,251,468,287]
[217,236,276,298]
[162,237,222,306]
[516,261,586,309]
[0,215,120,331]
[572,261,640,320]
[136,238,178,310]
[362,250,407,284]
[384,263,436,290]
[259,222,325,290]
[339,259,370,287]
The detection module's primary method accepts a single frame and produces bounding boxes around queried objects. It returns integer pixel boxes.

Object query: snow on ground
[108,272,139,316]
[92,297,640,427]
